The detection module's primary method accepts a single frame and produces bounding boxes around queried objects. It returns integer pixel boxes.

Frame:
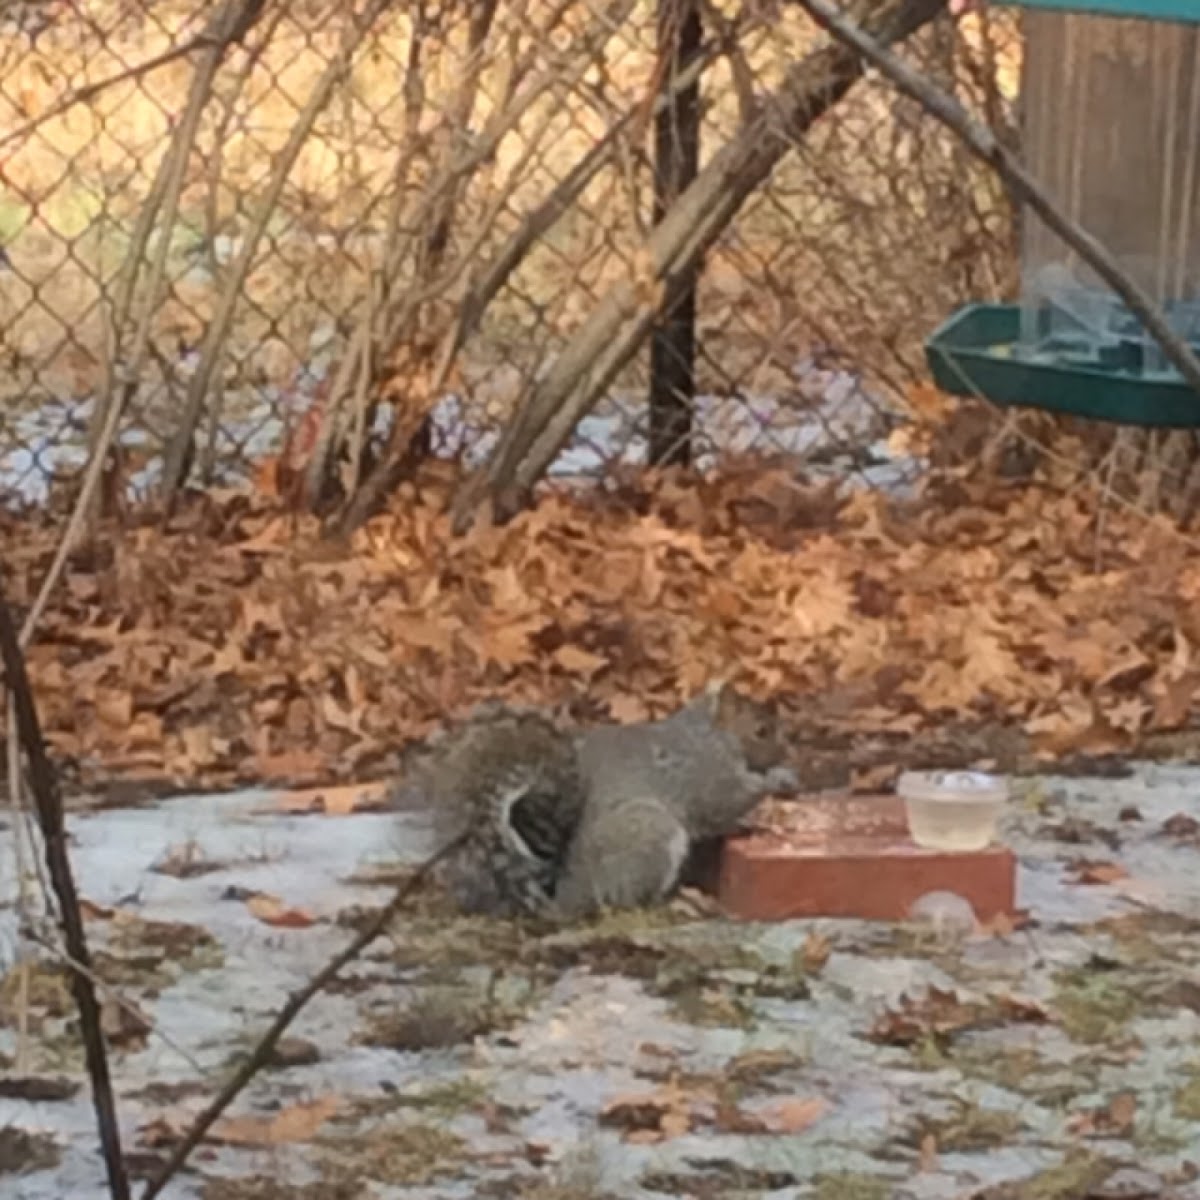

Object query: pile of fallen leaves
[4,457,1200,796]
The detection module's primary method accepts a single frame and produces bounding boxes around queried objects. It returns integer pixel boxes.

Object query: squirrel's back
[574,685,792,838]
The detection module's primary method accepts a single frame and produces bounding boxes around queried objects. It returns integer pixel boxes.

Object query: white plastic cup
[897,770,1008,852]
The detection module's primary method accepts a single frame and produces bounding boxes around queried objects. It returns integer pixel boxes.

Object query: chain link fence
[0,0,1021,515]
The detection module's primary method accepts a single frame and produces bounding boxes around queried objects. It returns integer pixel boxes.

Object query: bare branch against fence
[793,0,1200,401]
[646,0,703,468]
[197,3,292,484]
[453,0,949,529]
[0,580,130,1200]
[320,0,509,530]
[0,13,257,156]
[326,0,647,535]
[414,14,741,452]
[158,0,402,500]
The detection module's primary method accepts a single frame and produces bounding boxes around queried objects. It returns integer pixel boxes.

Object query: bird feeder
[925,0,1200,425]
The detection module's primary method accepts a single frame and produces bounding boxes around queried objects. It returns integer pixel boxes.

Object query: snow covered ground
[4,765,1200,1198]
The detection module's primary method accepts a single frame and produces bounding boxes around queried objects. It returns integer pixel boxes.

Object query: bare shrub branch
[158,0,404,501]
[0,581,130,1200]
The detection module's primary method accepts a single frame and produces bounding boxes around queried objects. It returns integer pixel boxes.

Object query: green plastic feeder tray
[924,304,1200,428]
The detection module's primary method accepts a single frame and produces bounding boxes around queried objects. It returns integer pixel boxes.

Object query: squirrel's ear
[704,678,739,720]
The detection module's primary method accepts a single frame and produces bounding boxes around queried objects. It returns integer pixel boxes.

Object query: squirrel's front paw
[763,766,800,794]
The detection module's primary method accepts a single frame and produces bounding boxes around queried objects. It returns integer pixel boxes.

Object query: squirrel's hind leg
[552,799,690,920]
[438,835,556,918]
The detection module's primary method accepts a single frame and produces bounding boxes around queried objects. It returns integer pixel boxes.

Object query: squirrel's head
[706,681,789,774]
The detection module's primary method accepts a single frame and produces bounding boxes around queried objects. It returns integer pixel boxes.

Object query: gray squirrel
[412,683,798,919]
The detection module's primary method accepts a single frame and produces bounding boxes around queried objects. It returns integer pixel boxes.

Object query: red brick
[716,793,1016,923]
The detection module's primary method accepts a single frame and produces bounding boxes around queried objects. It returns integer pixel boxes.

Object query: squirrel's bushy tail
[419,704,586,917]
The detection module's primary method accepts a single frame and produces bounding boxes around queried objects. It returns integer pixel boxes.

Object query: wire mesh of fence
[0,0,1019,518]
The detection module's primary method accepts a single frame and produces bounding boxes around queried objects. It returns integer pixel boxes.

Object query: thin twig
[0,30,234,155]
[299,0,433,511]
[441,32,729,379]
[138,833,468,1200]
[317,0,644,511]
[85,0,267,466]
[7,696,35,1071]
[199,4,289,483]
[0,579,130,1200]
[20,924,208,1075]
[376,0,579,298]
